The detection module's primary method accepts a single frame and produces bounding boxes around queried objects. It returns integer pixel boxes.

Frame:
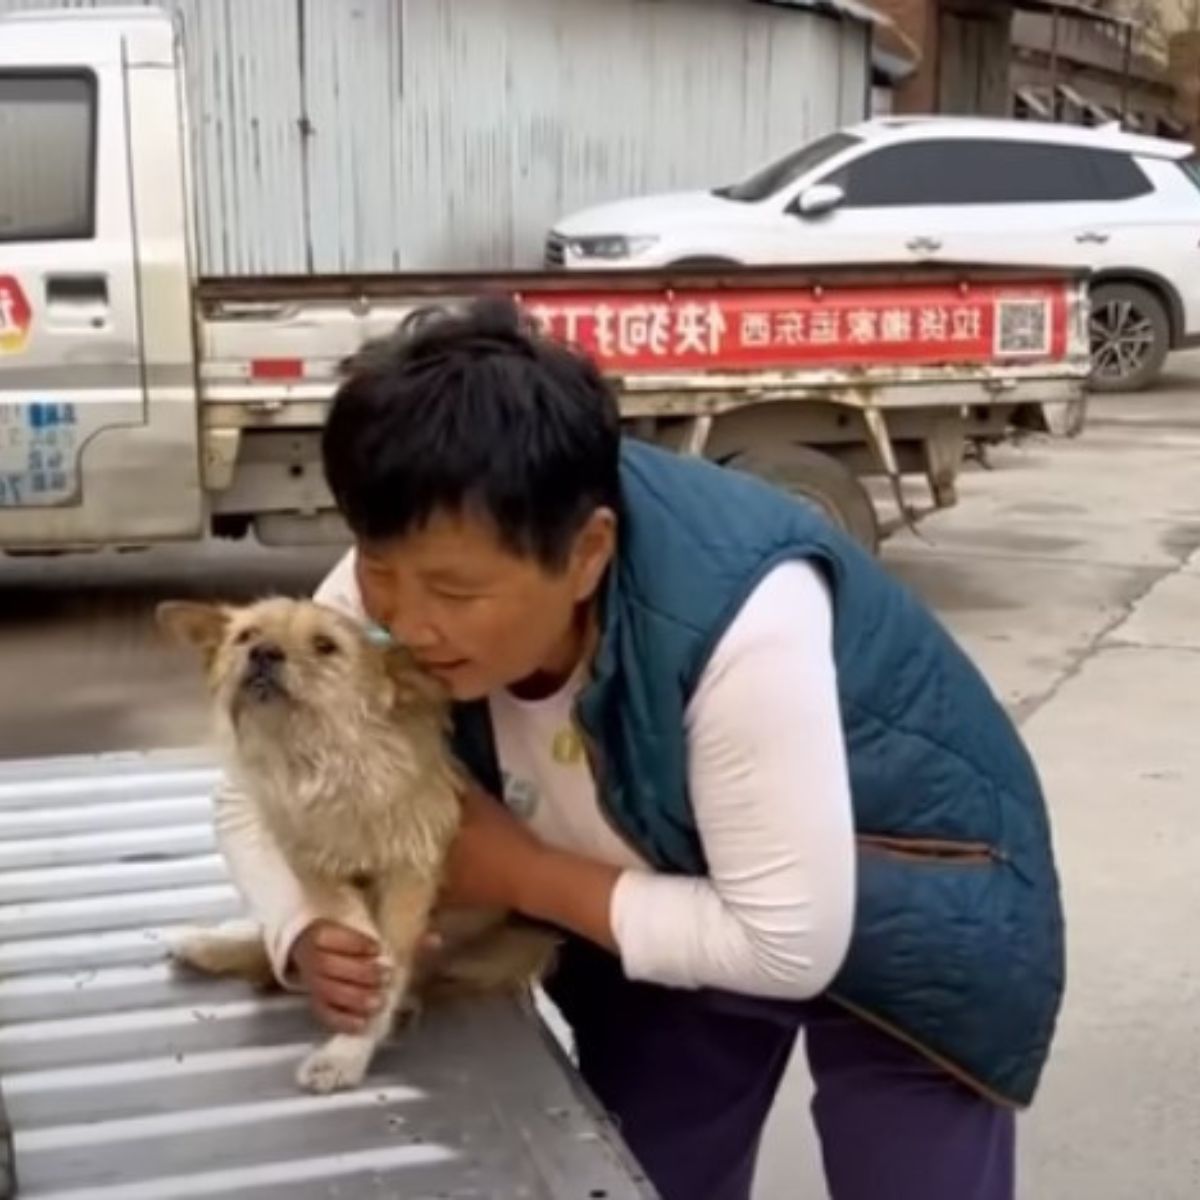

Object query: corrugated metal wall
[0,0,869,275]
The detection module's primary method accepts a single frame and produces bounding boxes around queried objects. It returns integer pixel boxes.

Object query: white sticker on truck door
[0,402,79,507]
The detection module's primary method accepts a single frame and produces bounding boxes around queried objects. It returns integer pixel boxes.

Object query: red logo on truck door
[0,276,32,355]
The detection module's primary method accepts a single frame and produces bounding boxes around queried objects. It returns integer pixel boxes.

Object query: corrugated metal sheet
[0,751,657,1200]
[0,0,869,274]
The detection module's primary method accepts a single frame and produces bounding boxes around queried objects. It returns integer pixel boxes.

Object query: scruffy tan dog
[158,597,556,1094]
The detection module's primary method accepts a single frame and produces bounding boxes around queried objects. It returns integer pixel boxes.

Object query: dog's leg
[165,920,276,990]
[296,872,438,1095]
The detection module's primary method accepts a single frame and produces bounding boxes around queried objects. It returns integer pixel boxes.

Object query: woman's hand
[290,920,387,1034]
[440,787,546,911]
[442,786,622,953]
[291,919,442,1033]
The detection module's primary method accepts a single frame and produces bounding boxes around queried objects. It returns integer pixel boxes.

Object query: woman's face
[354,508,615,701]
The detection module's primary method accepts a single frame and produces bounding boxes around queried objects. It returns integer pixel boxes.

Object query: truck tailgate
[0,753,654,1200]
[197,263,1091,417]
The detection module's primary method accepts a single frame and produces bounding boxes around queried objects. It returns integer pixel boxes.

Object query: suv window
[1182,156,1200,193]
[827,139,1152,207]
[0,73,96,242]
[717,132,860,204]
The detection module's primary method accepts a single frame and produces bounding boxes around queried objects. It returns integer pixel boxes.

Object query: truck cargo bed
[0,753,655,1200]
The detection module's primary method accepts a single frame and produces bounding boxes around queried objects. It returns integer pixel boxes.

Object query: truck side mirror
[796,183,845,218]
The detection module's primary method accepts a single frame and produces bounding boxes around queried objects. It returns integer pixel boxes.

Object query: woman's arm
[609,560,856,998]
[464,561,856,999]
[440,785,621,953]
[212,778,323,985]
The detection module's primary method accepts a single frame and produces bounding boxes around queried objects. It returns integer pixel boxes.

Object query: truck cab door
[0,12,201,548]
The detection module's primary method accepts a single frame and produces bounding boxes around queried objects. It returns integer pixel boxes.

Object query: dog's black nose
[249,642,285,670]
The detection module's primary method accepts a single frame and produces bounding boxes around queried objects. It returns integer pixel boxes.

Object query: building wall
[869,0,1013,115]
[0,0,870,275]
[1011,10,1179,134]
[1168,30,1200,143]
[936,1,1012,115]
[873,0,940,109]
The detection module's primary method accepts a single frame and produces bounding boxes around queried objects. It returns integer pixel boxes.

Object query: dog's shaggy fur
[159,597,556,1093]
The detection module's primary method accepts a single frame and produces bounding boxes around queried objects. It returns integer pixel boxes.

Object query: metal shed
[0,751,657,1200]
[0,0,874,274]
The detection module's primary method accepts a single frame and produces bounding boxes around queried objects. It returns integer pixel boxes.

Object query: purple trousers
[545,940,1015,1200]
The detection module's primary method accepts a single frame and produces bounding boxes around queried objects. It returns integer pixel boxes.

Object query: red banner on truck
[519,281,1070,374]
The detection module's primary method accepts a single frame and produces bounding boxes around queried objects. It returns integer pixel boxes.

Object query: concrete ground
[3,359,1200,1197]
[757,363,1200,1199]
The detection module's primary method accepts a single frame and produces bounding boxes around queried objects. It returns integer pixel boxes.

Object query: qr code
[995,299,1050,356]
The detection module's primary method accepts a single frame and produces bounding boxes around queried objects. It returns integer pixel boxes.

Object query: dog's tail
[166,921,277,990]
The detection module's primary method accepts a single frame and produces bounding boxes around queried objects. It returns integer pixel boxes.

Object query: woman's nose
[386,608,439,651]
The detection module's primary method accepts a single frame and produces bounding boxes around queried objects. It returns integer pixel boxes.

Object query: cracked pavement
[760,363,1200,1199]
[2,362,1200,1198]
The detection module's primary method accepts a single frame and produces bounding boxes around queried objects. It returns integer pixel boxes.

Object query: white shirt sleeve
[313,549,367,621]
[610,560,857,999]
[210,549,368,986]
[212,779,319,988]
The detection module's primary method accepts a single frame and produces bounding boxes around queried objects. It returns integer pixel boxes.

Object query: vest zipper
[571,703,645,864]
[858,833,1009,866]
[825,991,1020,1110]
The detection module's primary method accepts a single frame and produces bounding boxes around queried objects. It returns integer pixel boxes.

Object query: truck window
[1182,155,1200,194]
[0,73,96,242]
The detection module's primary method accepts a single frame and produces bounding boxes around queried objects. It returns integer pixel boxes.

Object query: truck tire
[722,445,880,554]
[1088,282,1170,394]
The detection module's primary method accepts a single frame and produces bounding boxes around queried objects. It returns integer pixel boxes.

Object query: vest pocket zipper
[857,834,1005,865]
[572,707,645,864]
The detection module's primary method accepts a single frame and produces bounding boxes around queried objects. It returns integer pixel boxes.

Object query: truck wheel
[723,445,880,554]
[1089,282,1170,393]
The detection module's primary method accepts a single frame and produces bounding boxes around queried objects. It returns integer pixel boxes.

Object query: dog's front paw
[296,1035,374,1094]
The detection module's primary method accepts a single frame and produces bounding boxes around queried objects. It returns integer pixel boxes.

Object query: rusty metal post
[1119,23,1132,123]
[1049,6,1060,120]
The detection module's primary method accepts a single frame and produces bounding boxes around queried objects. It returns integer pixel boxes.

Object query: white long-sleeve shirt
[215,551,856,1000]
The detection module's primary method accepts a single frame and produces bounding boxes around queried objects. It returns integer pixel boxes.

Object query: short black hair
[322,298,621,568]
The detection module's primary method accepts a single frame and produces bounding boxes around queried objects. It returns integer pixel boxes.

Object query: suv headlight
[568,235,659,261]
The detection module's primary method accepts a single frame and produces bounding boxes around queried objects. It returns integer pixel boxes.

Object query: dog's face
[158,597,445,731]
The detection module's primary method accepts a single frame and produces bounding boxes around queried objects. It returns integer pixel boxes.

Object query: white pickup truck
[0,6,1091,558]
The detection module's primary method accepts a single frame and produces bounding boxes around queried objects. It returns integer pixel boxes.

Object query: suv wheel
[1089,282,1170,393]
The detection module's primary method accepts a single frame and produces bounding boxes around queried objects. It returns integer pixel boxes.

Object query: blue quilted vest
[451,440,1065,1107]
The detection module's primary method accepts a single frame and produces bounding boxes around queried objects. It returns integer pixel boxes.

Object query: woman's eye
[312,635,339,656]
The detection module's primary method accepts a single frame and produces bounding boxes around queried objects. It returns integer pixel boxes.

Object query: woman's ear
[569,507,617,602]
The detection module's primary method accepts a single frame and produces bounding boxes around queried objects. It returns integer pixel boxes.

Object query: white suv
[548,117,1200,391]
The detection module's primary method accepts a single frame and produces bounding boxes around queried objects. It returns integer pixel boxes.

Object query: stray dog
[158,597,556,1093]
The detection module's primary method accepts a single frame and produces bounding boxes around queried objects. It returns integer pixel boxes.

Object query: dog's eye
[234,628,256,646]
[312,635,339,657]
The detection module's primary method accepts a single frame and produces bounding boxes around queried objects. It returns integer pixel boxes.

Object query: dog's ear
[156,601,230,661]
[382,645,449,713]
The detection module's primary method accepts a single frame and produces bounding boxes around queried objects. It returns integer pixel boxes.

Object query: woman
[215,300,1064,1200]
